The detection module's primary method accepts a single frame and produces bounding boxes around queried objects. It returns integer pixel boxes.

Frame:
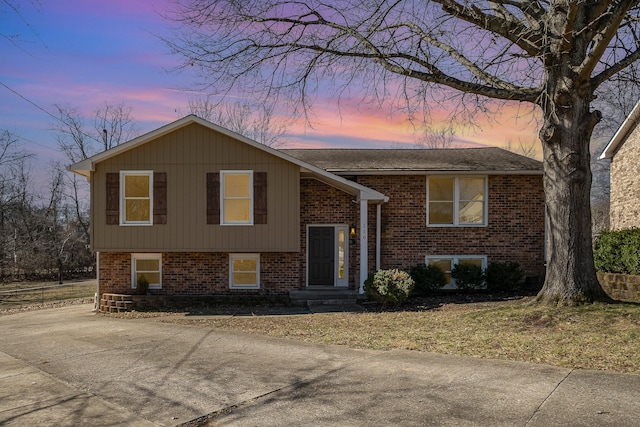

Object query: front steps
[289,288,365,308]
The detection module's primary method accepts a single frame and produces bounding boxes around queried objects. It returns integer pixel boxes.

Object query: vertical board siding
[92,123,300,252]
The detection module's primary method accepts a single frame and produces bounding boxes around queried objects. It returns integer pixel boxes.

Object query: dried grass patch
[165,299,640,374]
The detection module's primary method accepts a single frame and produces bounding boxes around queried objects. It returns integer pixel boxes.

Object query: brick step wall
[99,293,134,313]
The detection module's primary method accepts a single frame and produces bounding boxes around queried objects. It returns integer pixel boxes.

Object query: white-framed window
[426,255,487,289]
[221,170,253,225]
[121,171,153,225]
[229,253,260,289]
[427,176,487,226]
[131,253,162,290]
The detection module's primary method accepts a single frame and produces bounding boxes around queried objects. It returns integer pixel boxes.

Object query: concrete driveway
[0,303,638,426]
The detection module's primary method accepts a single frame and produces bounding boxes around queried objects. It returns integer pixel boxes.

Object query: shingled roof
[281,147,542,174]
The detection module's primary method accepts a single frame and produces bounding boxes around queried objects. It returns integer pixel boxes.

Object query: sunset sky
[1,0,542,175]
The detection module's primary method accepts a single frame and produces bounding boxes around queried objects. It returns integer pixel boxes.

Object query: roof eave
[67,158,93,178]
[600,98,640,160]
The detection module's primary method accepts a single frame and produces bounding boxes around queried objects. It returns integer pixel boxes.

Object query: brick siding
[299,178,360,289]
[610,130,640,230]
[356,174,545,279]
[300,174,545,286]
[98,251,299,301]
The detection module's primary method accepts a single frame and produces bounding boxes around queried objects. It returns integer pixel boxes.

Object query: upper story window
[221,170,253,225]
[427,176,486,226]
[121,171,153,225]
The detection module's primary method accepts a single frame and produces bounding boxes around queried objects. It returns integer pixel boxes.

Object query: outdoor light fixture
[350,227,356,236]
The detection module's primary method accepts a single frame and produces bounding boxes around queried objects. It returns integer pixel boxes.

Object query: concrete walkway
[0,304,638,426]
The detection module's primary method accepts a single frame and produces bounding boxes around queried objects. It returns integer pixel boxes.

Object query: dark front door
[308,227,335,286]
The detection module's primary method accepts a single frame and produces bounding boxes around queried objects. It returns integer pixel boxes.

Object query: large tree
[165,0,640,305]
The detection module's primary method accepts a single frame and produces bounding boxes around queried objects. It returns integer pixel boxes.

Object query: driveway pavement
[0,303,638,426]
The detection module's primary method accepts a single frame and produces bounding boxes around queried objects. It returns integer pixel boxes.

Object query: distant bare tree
[53,102,138,162]
[502,138,538,159]
[416,124,456,149]
[0,131,33,279]
[52,102,139,272]
[188,96,288,147]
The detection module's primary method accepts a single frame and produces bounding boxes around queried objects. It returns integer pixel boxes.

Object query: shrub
[485,261,523,292]
[594,228,640,274]
[364,269,414,306]
[621,231,640,275]
[137,275,150,295]
[410,263,447,296]
[594,230,626,273]
[451,263,484,290]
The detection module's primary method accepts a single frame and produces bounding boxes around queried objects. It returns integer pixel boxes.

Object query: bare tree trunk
[536,82,611,304]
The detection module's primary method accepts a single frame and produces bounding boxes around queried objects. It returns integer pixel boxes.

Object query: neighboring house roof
[67,115,387,202]
[281,147,543,174]
[600,98,640,159]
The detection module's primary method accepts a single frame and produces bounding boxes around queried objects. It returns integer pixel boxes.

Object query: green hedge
[594,228,640,274]
[410,263,447,296]
[485,261,524,292]
[451,263,485,290]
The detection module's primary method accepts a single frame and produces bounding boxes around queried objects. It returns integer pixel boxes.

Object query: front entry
[307,225,348,287]
[308,227,334,286]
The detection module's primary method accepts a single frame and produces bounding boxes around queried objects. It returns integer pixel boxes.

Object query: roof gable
[68,115,387,202]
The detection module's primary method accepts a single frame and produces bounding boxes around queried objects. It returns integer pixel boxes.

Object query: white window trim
[425,255,487,290]
[131,253,162,290]
[120,170,153,226]
[426,176,487,227]
[220,170,254,225]
[229,253,260,289]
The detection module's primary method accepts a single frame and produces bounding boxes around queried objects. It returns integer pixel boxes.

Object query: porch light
[350,227,356,236]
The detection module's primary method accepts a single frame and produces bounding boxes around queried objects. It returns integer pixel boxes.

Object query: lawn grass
[166,299,640,374]
[0,280,96,310]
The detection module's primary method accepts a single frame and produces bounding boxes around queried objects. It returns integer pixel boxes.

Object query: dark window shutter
[254,172,267,224]
[206,172,220,224]
[106,173,119,225]
[153,172,167,224]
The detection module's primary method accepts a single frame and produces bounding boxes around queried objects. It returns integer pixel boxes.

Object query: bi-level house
[69,115,545,309]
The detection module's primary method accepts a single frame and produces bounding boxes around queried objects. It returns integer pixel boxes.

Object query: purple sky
[1,0,541,175]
